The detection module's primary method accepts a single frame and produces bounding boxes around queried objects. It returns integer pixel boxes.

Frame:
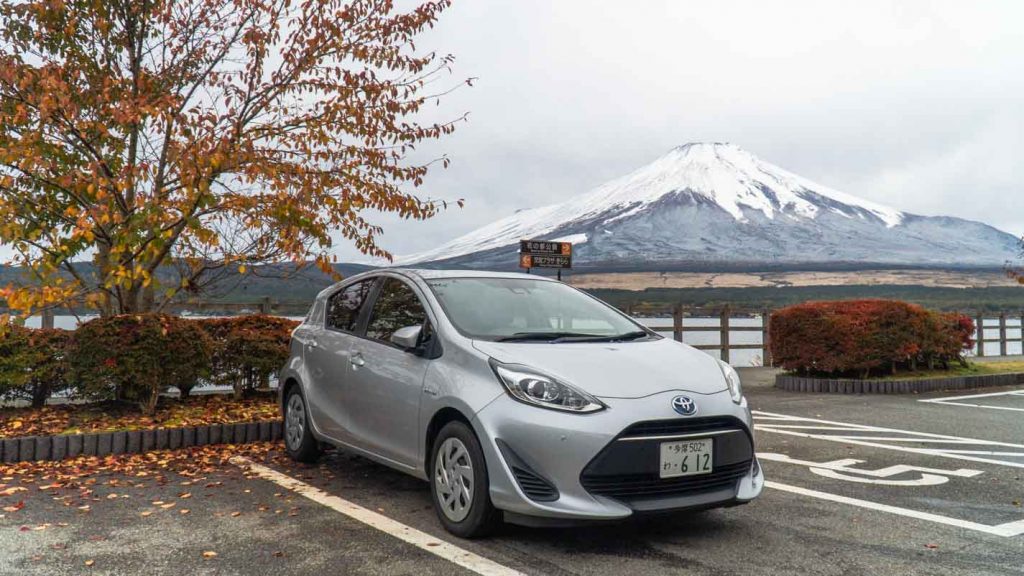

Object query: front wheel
[430,421,501,538]
[284,386,322,463]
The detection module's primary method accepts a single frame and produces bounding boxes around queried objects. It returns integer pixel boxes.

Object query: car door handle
[350,354,365,367]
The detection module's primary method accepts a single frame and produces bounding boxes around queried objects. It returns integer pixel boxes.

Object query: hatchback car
[280,269,763,537]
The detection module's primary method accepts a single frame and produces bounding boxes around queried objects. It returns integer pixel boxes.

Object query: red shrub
[770,300,973,377]
[69,315,212,414]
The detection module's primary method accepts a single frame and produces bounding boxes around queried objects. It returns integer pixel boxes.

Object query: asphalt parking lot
[3,369,1023,575]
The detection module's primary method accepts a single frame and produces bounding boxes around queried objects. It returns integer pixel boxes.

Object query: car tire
[430,421,500,538]
[283,386,322,463]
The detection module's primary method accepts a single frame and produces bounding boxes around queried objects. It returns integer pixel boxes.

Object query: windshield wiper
[575,330,650,342]
[494,330,650,343]
[494,331,603,342]
[607,330,651,341]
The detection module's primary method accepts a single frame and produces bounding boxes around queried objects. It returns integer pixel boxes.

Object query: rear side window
[366,278,429,343]
[326,279,374,332]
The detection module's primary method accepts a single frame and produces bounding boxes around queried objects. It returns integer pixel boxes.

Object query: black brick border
[0,419,283,463]
[776,372,1024,394]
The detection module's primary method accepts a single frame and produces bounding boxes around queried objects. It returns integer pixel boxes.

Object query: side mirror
[390,325,423,350]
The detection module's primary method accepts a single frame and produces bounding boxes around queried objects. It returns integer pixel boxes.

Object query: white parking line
[919,389,1024,413]
[765,481,1024,537]
[752,410,1024,469]
[231,457,526,576]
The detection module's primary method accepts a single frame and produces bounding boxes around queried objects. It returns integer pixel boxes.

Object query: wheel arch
[423,406,477,477]
[280,376,301,415]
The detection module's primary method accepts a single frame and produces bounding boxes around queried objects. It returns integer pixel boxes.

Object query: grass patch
[0,394,279,439]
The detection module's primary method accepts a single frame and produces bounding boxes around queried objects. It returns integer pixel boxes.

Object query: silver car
[280,269,763,537]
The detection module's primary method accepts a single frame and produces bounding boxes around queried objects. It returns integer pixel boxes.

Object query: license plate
[659,438,713,478]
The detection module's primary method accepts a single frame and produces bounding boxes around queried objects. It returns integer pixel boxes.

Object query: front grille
[511,466,559,501]
[619,416,746,438]
[581,460,751,499]
[580,417,754,504]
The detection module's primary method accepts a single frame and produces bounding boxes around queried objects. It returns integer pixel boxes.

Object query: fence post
[976,313,985,357]
[761,309,772,367]
[720,305,731,364]
[259,297,273,314]
[672,305,683,342]
[41,308,55,330]
[999,313,1008,357]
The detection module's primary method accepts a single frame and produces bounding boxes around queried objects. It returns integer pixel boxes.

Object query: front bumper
[472,389,764,522]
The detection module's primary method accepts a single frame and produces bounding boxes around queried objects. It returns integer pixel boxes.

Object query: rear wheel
[284,386,322,463]
[430,421,500,538]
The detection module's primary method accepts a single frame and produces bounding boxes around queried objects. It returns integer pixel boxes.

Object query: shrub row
[769,300,974,378]
[0,314,298,414]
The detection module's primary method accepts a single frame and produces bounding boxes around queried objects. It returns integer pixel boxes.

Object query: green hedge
[0,325,72,408]
[0,314,297,414]
[195,315,299,399]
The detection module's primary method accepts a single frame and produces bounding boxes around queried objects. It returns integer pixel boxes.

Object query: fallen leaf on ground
[202,551,218,559]
[924,543,939,549]
[84,559,95,566]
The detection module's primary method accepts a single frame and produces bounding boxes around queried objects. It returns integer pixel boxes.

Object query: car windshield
[425,277,648,342]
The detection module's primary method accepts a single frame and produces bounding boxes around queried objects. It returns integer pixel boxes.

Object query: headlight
[490,360,605,413]
[717,360,743,404]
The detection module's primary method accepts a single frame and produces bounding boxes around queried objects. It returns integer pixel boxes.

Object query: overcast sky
[4,1,1021,265]
[344,0,1024,262]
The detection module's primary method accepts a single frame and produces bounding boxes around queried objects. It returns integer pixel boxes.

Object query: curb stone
[775,372,1024,394]
[0,419,282,463]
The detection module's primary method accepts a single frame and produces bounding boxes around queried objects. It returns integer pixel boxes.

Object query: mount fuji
[396,143,1018,271]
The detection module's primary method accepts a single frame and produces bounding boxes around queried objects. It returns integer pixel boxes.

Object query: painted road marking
[765,481,1024,538]
[753,411,1024,537]
[752,410,1024,469]
[919,389,1024,413]
[231,457,526,576]
[757,453,983,486]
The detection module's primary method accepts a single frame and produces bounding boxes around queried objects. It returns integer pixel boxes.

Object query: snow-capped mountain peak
[398,143,906,265]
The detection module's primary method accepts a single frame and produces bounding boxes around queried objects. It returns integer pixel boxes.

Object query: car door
[346,276,435,467]
[302,277,377,441]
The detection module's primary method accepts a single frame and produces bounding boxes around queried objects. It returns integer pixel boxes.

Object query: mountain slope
[397,143,1018,270]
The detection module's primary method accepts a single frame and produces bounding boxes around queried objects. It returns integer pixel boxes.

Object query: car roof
[389,268,555,281]
[316,268,556,302]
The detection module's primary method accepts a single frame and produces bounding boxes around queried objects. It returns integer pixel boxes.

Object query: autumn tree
[0,0,467,316]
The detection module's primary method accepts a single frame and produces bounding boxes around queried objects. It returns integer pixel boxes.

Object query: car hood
[472,337,728,399]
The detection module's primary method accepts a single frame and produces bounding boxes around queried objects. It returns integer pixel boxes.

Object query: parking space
[4,381,1024,575]
[919,389,1024,414]
[754,411,1024,534]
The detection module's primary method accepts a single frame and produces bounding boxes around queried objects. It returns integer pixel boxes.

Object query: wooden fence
[974,312,1024,358]
[29,301,1024,364]
[629,305,772,365]
[36,297,310,329]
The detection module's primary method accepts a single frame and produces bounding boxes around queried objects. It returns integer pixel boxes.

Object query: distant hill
[395,142,1020,271]
[0,262,375,308]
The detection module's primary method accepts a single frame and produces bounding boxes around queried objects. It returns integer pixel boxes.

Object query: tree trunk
[31,383,49,408]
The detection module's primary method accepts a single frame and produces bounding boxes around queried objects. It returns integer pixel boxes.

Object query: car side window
[366,278,430,344]
[326,279,374,333]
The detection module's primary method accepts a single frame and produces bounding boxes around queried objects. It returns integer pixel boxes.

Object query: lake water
[22,314,1011,368]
